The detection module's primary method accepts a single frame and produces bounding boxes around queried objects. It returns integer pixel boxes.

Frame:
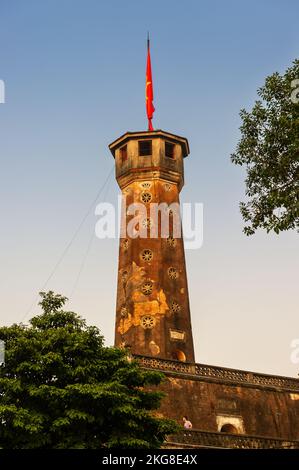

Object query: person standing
[183,416,193,429]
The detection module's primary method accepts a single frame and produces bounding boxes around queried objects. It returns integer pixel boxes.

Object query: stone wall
[136,355,299,442]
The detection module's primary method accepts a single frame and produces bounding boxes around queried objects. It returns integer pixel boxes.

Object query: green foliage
[0,292,178,449]
[231,59,299,235]
[38,290,68,314]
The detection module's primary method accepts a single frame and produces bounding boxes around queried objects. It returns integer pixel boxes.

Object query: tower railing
[135,355,299,392]
[165,429,299,449]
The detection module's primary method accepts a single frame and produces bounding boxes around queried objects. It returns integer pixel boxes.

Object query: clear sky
[0,0,298,377]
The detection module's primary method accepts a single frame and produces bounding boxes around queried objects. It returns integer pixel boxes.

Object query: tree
[231,59,299,235]
[0,291,178,449]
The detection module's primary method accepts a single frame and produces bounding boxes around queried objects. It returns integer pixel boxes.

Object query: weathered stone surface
[136,355,299,442]
[158,376,299,439]
[109,130,195,362]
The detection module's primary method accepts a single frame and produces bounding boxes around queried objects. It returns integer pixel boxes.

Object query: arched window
[173,349,186,362]
[220,423,238,434]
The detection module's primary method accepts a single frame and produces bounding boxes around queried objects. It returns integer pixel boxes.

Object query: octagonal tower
[109,129,195,362]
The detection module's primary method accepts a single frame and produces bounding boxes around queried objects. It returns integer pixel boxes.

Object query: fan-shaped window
[140,315,155,329]
[141,249,153,262]
[171,301,181,313]
[166,236,177,248]
[122,239,129,251]
[141,281,153,295]
[141,192,152,203]
[168,267,178,280]
[120,307,128,318]
[142,218,153,229]
[140,182,151,189]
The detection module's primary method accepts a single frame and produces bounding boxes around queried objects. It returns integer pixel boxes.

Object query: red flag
[146,35,155,131]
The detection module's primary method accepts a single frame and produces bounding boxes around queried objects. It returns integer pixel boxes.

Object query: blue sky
[0,0,298,376]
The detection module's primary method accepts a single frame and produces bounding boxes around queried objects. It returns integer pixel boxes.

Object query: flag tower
[105,35,299,449]
[108,36,194,362]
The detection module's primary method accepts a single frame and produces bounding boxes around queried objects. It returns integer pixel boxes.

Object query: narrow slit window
[139,140,152,156]
[165,141,175,159]
[120,145,127,162]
